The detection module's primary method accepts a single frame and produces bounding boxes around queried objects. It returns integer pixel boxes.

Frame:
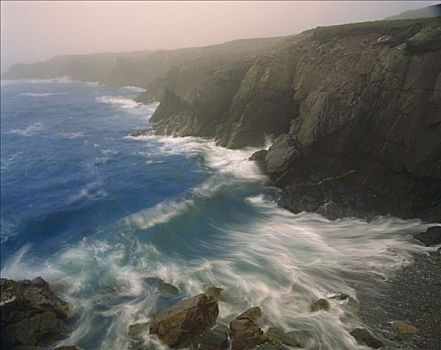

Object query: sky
[1,1,439,71]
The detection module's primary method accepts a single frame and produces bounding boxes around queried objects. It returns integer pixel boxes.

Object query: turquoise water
[0,79,430,349]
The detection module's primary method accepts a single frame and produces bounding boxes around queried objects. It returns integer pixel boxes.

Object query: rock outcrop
[0,277,71,349]
[149,17,441,221]
[414,226,441,245]
[149,293,219,348]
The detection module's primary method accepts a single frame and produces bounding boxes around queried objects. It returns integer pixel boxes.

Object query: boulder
[414,226,441,246]
[310,298,330,312]
[249,150,268,162]
[237,307,262,322]
[230,307,265,350]
[197,324,230,350]
[0,277,70,348]
[230,319,265,350]
[350,328,383,349]
[149,293,218,348]
[204,286,225,302]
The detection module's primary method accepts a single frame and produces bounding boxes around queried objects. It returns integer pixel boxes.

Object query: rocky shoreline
[2,226,439,349]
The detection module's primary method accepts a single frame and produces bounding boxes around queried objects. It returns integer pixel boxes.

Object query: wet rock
[237,306,262,322]
[265,327,300,347]
[350,328,383,349]
[330,293,360,312]
[149,293,218,348]
[414,226,441,246]
[197,324,229,350]
[394,320,418,335]
[159,282,180,295]
[310,298,330,312]
[0,277,70,348]
[329,293,350,301]
[143,277,180,295]
[54,347,79,350]
[128,322,150,338]
[204,287,225,302]
[249,150,268,162]
[230,318,265,350]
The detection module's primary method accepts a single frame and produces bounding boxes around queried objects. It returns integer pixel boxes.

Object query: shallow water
[0,79,432,349]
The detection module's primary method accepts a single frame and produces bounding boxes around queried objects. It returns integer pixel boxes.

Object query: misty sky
[1,1,438,71]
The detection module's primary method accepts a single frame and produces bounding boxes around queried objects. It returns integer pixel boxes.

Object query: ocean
[0,79,429,349]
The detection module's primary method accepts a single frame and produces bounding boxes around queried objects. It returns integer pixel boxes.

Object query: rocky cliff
[149,18,441,221]
[2,37,284,95]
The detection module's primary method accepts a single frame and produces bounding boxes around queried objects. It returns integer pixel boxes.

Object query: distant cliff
[149,17,441,221]
[2,37,285,97]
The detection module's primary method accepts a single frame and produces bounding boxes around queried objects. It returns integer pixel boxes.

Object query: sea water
[0,79,432,349]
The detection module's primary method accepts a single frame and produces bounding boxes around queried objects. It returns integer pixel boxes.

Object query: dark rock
[230,319,265,350]
[236,306,262,322]
[204,287,225,302]
[350,328,383,349]
[54,347,79,350]
[129,128,150,137]
[414,226,441,246]
[329,293,350,301]
[264,135,300,177]
[249,150,268,162]
[197,324,229,350]
[310,298,330,312]
[265,327,300,347]
[149,293,219,348]
[143,277,180,295]
[0,277,70,349]
[159,282,179,295]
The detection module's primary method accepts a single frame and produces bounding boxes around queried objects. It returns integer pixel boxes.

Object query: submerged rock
[265,327,300,347]
[143,277,180,295]
[204,286,225,301]
[414,226,441,246]
[0,277,70,349]
[196,324,230,350]
[149,293,218,348]
[310,298,330,312]
[350,328,383,349]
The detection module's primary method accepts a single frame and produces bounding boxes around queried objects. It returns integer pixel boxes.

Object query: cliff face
[150,18,441,221]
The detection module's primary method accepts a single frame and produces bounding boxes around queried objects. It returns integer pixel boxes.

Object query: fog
[1,1,438,71]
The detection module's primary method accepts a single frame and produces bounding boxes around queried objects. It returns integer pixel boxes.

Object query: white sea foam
[96,96,158,118]
[68,181,108,204]
[123,199,195,230]
[121,86,145,93]
[6,122,44,136]
[20,92,67,97]
[60,132,86,139]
